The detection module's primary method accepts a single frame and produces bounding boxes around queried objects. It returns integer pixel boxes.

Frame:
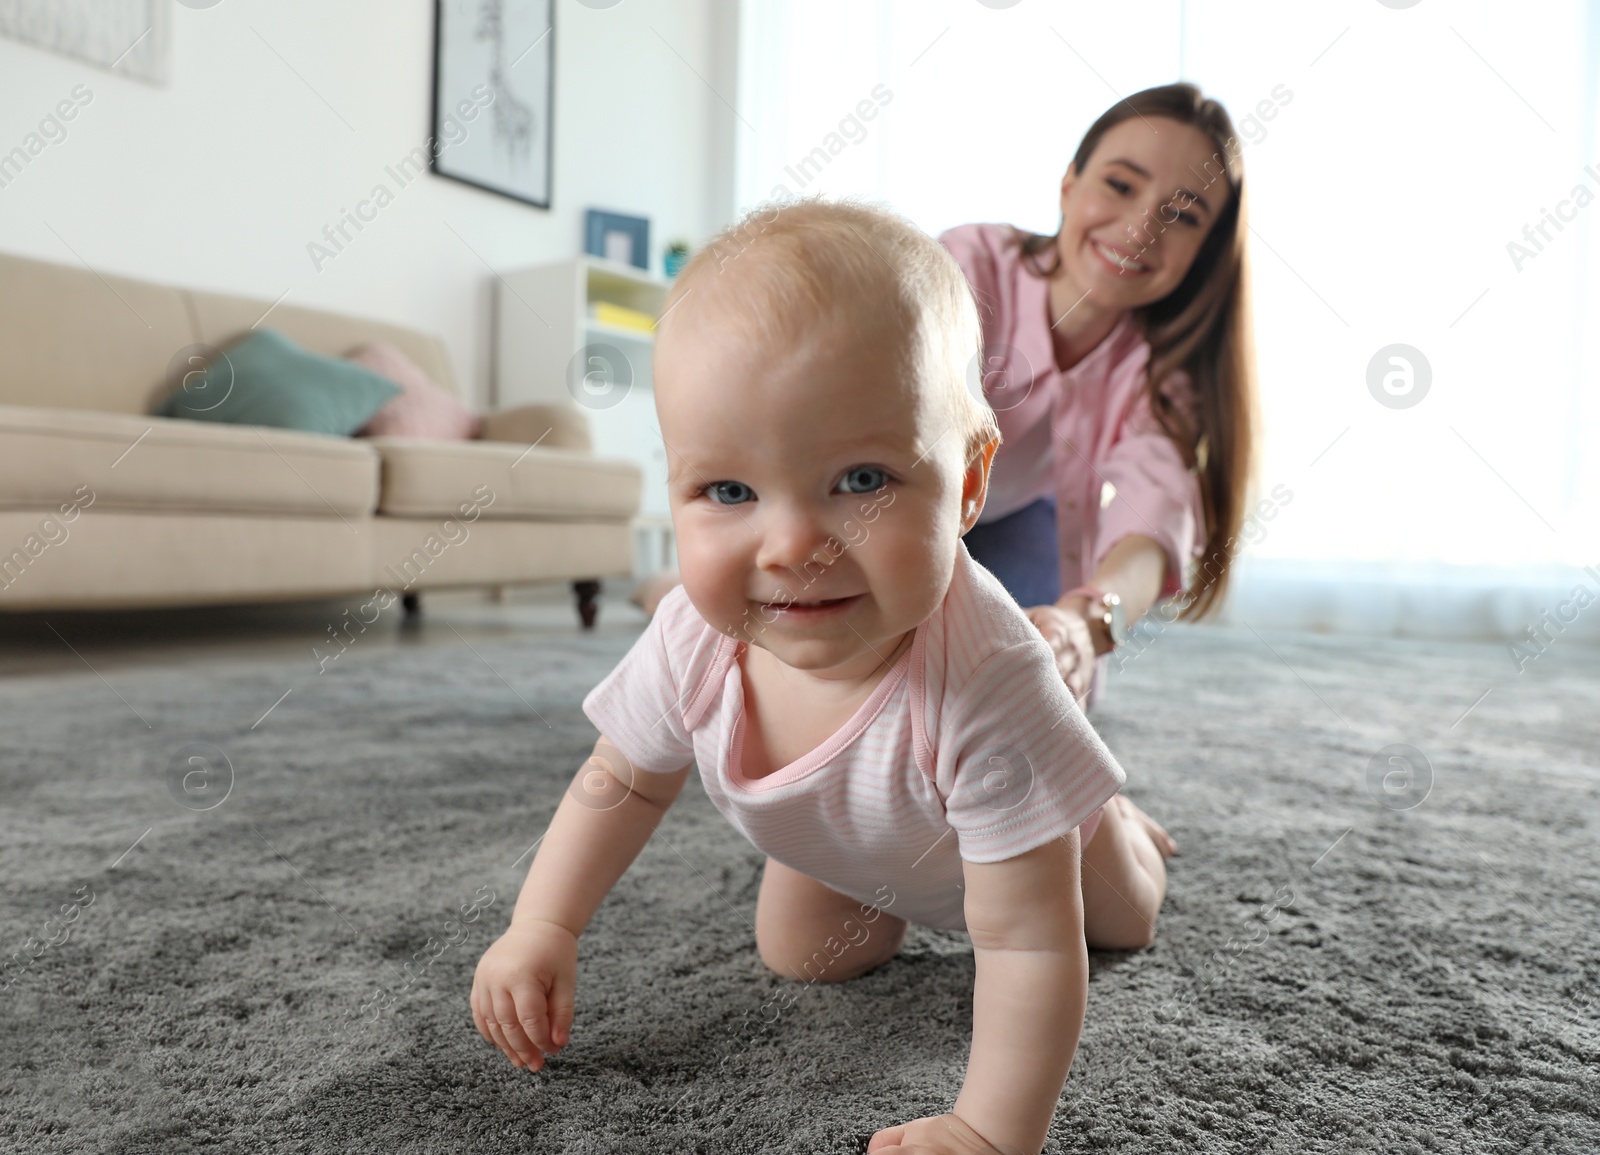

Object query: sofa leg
[402,592,421,617]
[573,580,600,630]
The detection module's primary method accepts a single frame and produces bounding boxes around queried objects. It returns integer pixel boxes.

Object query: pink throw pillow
[347,342,482,440]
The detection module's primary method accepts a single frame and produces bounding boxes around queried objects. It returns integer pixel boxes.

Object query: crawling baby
[471,195,1164,1155]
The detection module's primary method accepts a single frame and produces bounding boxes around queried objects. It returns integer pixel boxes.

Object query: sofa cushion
[349,341,482,440]
[369,439,640,521]
[0,405,379,518]
[153,329,399,436]
[478,403,591,452]
[187,289,461,398]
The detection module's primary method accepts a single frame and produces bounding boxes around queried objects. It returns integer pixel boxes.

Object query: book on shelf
[588,301,657,333]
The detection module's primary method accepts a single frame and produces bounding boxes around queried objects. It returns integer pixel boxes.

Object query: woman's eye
[1106,177,1131,195]
[837,466,890,495]
[706,481,754,505]
[1178,211,1200,227]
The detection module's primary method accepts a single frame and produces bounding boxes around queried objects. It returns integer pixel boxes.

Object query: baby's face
[656,301,986,683]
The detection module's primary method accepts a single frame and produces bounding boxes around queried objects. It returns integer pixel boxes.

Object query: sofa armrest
[478,403,592,453]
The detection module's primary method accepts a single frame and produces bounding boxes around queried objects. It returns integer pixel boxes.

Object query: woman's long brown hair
[1019,82,1259,621]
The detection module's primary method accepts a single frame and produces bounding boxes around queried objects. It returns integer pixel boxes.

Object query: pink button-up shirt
[940,223,1206,705]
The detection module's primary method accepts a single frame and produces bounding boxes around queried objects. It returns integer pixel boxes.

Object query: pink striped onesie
[582,541,1127,931]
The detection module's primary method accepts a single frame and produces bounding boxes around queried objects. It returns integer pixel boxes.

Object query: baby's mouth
[760,594,861,613]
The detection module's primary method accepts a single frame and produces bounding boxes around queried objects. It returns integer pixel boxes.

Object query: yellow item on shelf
[590,301,657,333]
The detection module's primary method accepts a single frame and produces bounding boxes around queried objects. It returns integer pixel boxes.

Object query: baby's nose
[755,503,838,572]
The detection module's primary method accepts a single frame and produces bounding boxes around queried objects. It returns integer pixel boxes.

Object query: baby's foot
[1114,795,1177,859]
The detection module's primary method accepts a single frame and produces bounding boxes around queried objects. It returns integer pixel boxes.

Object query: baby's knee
[758,916,906,984]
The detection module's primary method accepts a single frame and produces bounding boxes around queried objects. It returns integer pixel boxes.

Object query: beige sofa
[0,250,641,627]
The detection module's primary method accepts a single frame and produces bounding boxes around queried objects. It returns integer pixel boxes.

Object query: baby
[471,196,1170,1155]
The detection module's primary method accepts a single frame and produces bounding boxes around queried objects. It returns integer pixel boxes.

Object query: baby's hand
[868,1113,1021,1155]
[469,918,578,1072]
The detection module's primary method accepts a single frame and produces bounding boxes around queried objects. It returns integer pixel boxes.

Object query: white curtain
[735,0,1600,643]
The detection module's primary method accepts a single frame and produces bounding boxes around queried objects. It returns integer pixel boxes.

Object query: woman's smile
[1088,236,1152,276]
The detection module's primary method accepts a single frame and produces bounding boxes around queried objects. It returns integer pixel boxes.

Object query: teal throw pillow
[155,329,401,436]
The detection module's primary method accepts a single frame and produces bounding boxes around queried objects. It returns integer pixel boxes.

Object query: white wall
[0,0,739,410]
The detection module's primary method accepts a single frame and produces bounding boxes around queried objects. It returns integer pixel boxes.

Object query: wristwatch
[1063,584,1127,655]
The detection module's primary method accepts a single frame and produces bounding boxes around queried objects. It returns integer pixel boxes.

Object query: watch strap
[1062,584,1124,652]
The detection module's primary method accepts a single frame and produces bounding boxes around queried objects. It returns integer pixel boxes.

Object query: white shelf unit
[493,256,676,577]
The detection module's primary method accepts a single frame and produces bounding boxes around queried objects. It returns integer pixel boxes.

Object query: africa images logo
[1366,344,1431,410]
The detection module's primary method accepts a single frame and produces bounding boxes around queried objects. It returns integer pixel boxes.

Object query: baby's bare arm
[953,831,1087,1155]
[474,737,690,1070]
[513,736,693,937]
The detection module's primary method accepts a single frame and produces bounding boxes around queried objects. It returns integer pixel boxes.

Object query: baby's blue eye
[837,466,890,495]
[706,480,754,505]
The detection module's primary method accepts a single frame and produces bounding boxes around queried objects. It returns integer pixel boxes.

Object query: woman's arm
[1026,533,1166,701]
[1062,532,1166,655]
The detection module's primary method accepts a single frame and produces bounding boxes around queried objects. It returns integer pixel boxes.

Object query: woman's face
[1054,116,1232,312]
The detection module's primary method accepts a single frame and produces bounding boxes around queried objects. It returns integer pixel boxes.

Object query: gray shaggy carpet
[2,611,1597,1154]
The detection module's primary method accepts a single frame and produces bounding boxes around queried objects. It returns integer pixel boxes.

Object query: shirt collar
[1059,310,1143,386]
[1017,255,1145,385]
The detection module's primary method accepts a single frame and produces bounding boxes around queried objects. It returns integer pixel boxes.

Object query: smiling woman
[945,82,1260,711]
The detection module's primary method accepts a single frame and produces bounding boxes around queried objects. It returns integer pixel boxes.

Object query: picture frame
[584,209,651,271]
[0,0,169,86]
[430,0,554,210]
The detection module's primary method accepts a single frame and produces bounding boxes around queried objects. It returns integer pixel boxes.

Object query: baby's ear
[960,436,999,533]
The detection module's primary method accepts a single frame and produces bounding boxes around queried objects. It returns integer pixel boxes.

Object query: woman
[944,80,1259,710]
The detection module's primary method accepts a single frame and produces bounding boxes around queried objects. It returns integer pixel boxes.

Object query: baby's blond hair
[657,194,1001,468]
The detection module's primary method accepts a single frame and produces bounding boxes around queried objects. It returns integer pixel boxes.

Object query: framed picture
[584,209,651,271]
[430,0,554,210]
[0,0,169,85]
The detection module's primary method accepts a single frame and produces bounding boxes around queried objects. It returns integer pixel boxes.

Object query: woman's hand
[1024,601,1097,703]
[868,1112,1020,1155]
[470,918,578,1072]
